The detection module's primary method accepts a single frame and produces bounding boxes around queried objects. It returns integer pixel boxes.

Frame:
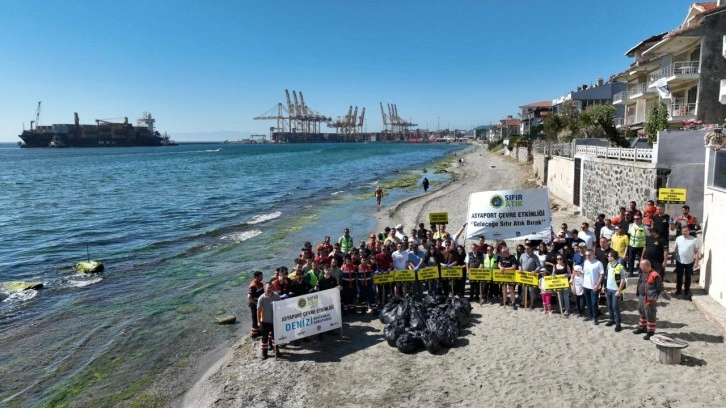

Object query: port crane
[30,101,42,131]
[254,90,331,134]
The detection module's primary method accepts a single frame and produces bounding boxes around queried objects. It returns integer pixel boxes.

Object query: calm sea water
[0,141,463,406]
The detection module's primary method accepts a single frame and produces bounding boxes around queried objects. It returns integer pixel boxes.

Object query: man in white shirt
[582,249,604,325]
[391,243,409,271]
[579,222,596,250]
[673,225,701,300]
[600,218,615,242]
[394,224,407,241]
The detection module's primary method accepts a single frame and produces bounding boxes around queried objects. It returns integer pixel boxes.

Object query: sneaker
[643,332,654,341]
[684,292,693,301]
[614,324,622,332]
[605,321,615,327]
[274,346,281,357]
[260,352,268,360]
[633,327,647,335]
[584,317,592,322]
[593,318,599,325]
[512,304,518,310]
[674,290,682,296]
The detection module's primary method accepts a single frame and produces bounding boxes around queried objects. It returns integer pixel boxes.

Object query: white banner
[465,188,551,240]
[273,288,342,345]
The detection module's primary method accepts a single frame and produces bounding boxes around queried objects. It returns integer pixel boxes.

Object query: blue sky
[0,0,690,142]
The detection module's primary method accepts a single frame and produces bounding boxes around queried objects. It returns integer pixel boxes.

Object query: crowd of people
[246,200,703,358]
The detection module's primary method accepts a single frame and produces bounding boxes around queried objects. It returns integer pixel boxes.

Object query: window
[708,150,726,190]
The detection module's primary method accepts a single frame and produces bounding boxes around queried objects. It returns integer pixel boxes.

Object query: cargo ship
[18,110,176,148]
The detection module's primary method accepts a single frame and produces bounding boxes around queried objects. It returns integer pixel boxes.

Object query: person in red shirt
[247,271,264,337]
[316,236,333,258]
[611,207,626,225]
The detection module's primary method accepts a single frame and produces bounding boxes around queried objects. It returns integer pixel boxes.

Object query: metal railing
[613,91,626,103]
[613,117,624,127]
[669,102,697,117]
[648,60,699,84]
[575,145,653,162]
[532,141,572,158]
[628,83,650,98]
[626,113,646,125]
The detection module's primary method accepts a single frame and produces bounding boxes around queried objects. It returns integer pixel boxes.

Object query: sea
[0,141,465,407]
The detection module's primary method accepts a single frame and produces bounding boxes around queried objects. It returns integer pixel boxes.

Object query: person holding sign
[424,244,443,295]
[468,243,484,302]
[407,242,426,299]
[553,253,572,316]
[498,247,519,310]
[518,245,542,310]
[539,273,553,315]
[257,283,281,359]
[482,245,499,304]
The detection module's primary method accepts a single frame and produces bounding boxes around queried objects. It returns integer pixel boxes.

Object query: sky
[0,0,693,142]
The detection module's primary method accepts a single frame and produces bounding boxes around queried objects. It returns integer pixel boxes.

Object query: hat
[573,265,583,272]
[370,233,376,238]
[578,242,586,247]
[396,224,403,229]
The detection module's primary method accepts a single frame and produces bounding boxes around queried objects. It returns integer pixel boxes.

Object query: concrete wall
[692,10,726,124]
[516,146,529,163]
[546,156,574,203]
[532,153,547,184]
[653,129,706,219]
[578,157,659,220]
[700,149,726,308]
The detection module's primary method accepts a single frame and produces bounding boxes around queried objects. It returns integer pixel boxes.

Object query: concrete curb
[692,293,726,336]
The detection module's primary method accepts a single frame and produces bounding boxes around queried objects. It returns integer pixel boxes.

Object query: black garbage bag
[440,320,459,348]
[409,304,427,330]
[444,303,469,328]
[421,330,441,354]
[394,300,410,325]
[452,296,472,316]
[396,331,422,354]
[422,294,438,309]
[379,296,405,324]
[384,323,406,347]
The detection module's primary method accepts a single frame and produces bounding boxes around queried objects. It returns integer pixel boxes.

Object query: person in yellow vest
[481,245,499,304]
[626,214,648,276]
[605,250,626,332]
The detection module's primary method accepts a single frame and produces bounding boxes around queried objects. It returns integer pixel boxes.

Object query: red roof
[505,119,520,126]
[695,2,718,12]
[519,100,553,108]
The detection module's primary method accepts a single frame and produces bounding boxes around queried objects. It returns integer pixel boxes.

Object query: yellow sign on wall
[429,212,449,224]
[658,188,686,204]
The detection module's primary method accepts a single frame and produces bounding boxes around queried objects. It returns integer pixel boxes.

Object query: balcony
[613,91,626,105]
[628,83,653,99]
[613,117,625,128]
[648,61,700,87]
[668,100,697,119]
[626,113,646,126]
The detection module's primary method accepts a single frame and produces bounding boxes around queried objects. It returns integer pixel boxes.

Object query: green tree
[579,105,629,146]
[645,101,669,144]
[542,113,564,141]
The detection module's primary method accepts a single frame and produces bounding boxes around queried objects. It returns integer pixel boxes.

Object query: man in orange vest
[247,271,264,338]
[634,260,663,340]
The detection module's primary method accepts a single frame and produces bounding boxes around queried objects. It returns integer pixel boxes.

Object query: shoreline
[180,144,726,408]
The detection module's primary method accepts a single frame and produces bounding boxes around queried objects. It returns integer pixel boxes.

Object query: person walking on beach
[422,177,429,192]
[257,283,280,359]
[634,260,663,340]
[374,186,383,206]
[248,271,264,338]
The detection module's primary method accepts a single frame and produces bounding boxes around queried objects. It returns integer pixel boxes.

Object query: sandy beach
[181,144,726,408]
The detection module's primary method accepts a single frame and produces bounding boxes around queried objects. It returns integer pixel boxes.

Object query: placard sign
[543,275,570,291]
[468,268,493,281]
[273,288,342,345]
[417,267,440,281]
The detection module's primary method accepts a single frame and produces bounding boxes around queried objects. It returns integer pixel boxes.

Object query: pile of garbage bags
[379,295,472,354]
